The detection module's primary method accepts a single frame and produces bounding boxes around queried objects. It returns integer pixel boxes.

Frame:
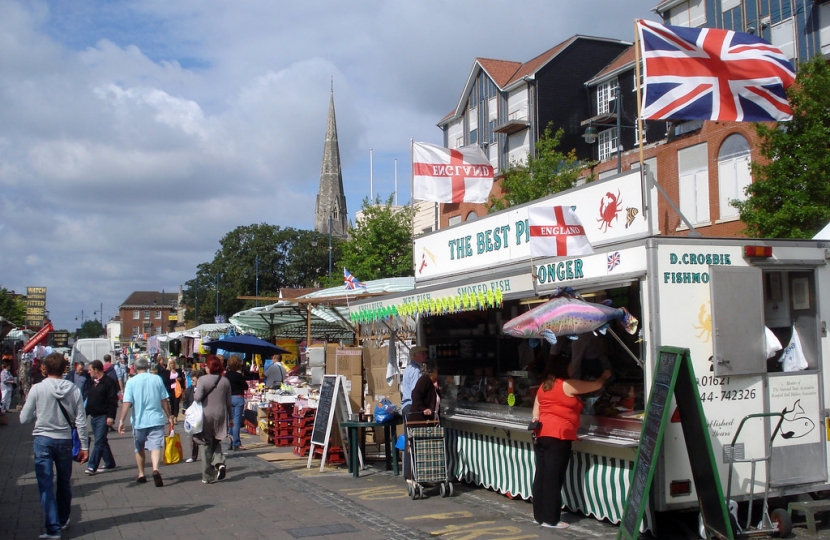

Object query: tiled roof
[120,291,178,308]
[477,58,523,87]
[588,46,637,84]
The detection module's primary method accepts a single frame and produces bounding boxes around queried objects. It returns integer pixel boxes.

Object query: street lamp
[215,272,221,317]
[255,254,259,307]
[75,310,86,324]
[583,85,635,174]
[328,213,333,280]
[93,303,103,326]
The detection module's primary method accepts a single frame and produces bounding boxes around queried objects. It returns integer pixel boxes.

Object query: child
[182,369,204,463]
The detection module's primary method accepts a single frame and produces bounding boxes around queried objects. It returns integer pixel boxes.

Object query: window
[448,215,462,226]
[143,310,150,320]
[668,0,706,27]
[721,0,740,12]
[717,134,751,221]
[455,136,463,148]
[155,310,162,319]
[133,326,140,335]
[133,310,139,319]
[598,127,619,161]
[678,143,710,225]
[465,211,478,222]
[821,2,830,55]
[469,128,478,144]
[596,79,618,115]
[771,17,796,61]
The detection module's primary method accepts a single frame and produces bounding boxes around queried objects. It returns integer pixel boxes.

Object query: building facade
[118,291,178,342]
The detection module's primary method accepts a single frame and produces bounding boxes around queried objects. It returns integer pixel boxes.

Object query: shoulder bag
[184,375,221,435]
[56,398,82,462]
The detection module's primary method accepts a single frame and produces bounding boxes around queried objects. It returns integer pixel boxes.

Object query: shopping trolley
[405,417,452,499]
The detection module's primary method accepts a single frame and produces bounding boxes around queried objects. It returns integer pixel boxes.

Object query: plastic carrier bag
[184,401,204,434]
[374,397,396,424]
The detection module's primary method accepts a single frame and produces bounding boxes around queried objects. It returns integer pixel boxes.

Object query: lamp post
[255,254,259,307]
[583,85,633,174]
[215,272,221,318]
[194,285,199,326]
[328,213,333,280]
[93,303,103,326]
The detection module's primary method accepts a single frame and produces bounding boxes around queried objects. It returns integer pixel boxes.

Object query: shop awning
[157,323,234,342]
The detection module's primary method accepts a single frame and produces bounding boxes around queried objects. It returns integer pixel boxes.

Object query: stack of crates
[313,444,345,464]
[271,402,294,447]
[292,400,316,457]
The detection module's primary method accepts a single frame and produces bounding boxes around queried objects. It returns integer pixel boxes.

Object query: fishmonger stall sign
[413,170,650,281]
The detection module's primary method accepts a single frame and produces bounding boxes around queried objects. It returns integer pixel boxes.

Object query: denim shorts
[132,425,165,453]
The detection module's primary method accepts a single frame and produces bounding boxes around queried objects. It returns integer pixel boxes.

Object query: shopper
[182,369,204,463]
[118,357,173,487]
[19,352,89,539]
[401,345,427,484]
[64,362,91,403]
[1,360,14,412]
[224,355,248,451]
[410,359,440,421]
[166,358,185,422]
[530,359,611,529]
[84,360,119,475]
[263,354,286,388]
[194,354,231,484]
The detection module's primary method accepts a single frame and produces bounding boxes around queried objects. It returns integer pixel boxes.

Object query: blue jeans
[230,395,244,448]
[88,415,116,470]
[33,436,73,535]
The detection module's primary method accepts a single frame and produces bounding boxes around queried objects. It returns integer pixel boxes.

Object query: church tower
[315,89,349,238]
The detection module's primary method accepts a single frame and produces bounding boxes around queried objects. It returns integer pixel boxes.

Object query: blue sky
[0,0,659,331]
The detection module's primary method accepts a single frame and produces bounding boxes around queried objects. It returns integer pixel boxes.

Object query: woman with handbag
[530,359,611,530]
[166,358,185,423]
[194,355,231,484]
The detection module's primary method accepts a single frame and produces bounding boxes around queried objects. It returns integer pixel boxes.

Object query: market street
[1,409,827,540]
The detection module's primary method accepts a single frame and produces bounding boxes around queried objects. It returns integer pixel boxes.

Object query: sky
[0,0,660,333]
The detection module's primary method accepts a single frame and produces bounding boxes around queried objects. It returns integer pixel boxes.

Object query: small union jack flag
[637,19,795,122]
[607,252,621,272]
[344,268,367,290]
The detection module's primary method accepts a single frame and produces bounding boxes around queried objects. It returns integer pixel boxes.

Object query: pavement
[1,407,828,540]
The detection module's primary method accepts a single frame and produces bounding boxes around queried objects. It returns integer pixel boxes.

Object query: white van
[70,338,112,366]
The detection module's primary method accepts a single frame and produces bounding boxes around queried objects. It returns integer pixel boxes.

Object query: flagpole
[634,20,650,231]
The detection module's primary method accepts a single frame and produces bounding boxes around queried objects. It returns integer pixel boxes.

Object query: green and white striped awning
[446,428,653,533]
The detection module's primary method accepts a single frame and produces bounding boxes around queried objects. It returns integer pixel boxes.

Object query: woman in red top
[531,359,611,529]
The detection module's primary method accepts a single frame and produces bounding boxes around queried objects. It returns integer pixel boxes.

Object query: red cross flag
[412,142,494,204]
[528,206,594,258]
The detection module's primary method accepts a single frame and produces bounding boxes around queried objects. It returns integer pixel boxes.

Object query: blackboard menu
[311,375,336,446]
[618,349,679,540]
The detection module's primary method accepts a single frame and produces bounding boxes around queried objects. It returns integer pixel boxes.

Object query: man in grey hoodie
[20,352,89,539]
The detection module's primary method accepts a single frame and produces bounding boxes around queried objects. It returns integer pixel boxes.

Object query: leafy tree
[489,124,592,212]
[75,319,104,339]
[0,287,26,325]
[183,224,337,323]
[340,195,415,281]
[733,57,830,238]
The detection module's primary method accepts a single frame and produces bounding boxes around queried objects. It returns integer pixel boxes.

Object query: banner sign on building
[25,287,48,328]
[413,171,649,282]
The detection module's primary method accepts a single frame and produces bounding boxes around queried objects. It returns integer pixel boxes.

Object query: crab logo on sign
[598,190,623,233]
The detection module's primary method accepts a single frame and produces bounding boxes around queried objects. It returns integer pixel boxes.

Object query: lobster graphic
[598,190,623,233]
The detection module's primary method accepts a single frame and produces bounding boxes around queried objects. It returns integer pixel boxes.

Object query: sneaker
[84,468,95,476]
[60,519,70,531]
[185,458,195,463]
[540,522,569,529]
[39,534,61,539]
[96,465,116,472]
[216,464,226,481]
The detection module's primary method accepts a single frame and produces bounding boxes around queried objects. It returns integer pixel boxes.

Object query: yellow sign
[277,340,299,369]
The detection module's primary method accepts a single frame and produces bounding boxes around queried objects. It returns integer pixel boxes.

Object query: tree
[340,195,415,281]
[182,224,336,323]
[488,124,592,212]
[75,319,104,339]
[0,287,26,325]
[733,57,830,238]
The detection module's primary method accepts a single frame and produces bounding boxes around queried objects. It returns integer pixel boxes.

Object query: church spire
[315,87,349,238]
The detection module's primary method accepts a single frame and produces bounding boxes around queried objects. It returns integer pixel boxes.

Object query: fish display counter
[425,287,649,527]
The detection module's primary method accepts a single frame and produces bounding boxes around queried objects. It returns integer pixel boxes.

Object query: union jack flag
[637,19,795,122]
[344,268,367,290]
[607,251,621,272]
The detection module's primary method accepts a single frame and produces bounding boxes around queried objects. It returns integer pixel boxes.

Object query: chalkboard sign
[307,375,354,471]
[617,347,733,540]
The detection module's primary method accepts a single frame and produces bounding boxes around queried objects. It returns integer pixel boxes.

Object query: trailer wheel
[770,508,792,537]
[406,482,414,498]
[410,484,419,500]
[440,482,447,497]
[448,482,454,496]
[418,485,425,499]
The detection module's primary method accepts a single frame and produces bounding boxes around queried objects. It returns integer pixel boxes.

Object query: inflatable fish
[502,295,638,345]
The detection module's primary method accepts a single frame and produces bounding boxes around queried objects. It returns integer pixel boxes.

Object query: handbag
[56,398,82,462]
[164,428,183,464]
[174,379,183,399]
[184,375,221,435]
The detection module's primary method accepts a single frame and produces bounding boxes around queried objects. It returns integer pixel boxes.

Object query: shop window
[717,133,751,221]
[678,143,710,225]
[598,127,619,161]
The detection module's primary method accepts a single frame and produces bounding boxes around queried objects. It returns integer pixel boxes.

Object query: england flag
[528,206,594,258]
[412,141,494,204]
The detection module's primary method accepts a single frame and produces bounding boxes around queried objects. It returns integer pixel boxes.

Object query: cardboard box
[363,346,388,369]
[335,348,363,376]
[257,408,269,420]
[259,431,270,443]
[367,367,400,397]
[345,374,364,413]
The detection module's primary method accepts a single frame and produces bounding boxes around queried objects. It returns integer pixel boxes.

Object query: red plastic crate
[274,426,292,437]
[293,425,312,437]
[313,445,345,463]
[293,434,311,447]
[292,445,310,457]
[274,435,293,447]
[292,417,315,428]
